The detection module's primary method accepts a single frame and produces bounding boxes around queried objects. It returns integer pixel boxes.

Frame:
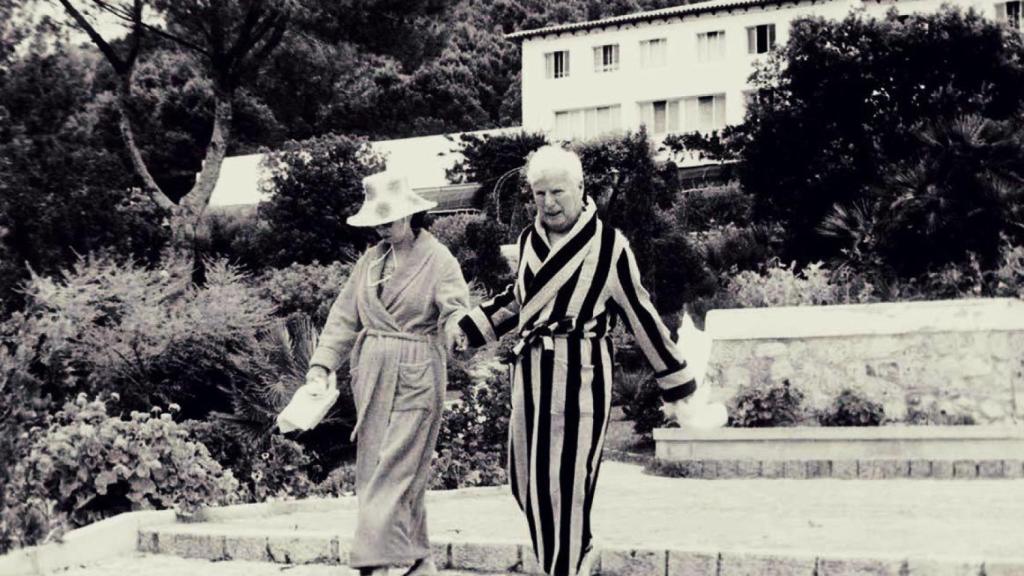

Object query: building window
[545,50,570,79]
[697,31,726,62]
[593,44,620,73]
[638,100,681,135]
[747,24,776,54]
[639,38,667,68]
[996,2,1021,29]
[683,94,727,133]
[553,105,622,140]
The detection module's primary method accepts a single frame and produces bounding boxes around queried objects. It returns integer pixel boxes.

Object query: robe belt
[511,324,600,358]
[362,328,435,343]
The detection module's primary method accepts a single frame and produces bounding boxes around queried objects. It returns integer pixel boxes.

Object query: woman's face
[374,216,413,244]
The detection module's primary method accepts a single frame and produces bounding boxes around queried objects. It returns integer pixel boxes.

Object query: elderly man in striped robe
[455,145,699,576]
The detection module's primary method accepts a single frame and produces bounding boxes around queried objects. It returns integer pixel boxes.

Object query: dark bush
[258,133,384,268]
[256,261,351,326]
[730,379,806,427]
[618,367,666,438]
[818,389,885,427]
[676,186,754,232]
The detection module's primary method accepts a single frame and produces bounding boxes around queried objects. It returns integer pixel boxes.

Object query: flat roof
[506,0,831,41]
[207,127,520,207]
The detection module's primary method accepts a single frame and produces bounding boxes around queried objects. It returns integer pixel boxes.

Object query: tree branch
[126,0,143,67]
[56,0,126,73]
[224,0,264,68]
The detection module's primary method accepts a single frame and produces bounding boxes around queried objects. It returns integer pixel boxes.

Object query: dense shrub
[730,379,806,427]
[2,396,240,551]
[431,213,515,294]
[717,8,1024,267]
[216,314,358,475]
[430,213,484,252]
[818,389,885,427]
[256,261,351,325]
[431,354,510,489]
[312,463,357,497]
[258,133,385,268]
[446,131,549,226]
[20,255,275,418]
[676,186,754,232]
[201,207,269,273]
[187,420,316,502]
[617,367,665,438]
[0,315,53,554]
[723,260,874,308]
[693,224,780,277]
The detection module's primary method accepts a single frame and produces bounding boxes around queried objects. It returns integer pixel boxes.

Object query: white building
[509,0,1014,144]
[207,127,519,209]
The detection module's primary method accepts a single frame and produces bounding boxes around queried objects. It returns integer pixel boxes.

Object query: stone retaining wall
[646,458,1024,480]
[703,298,1024,424]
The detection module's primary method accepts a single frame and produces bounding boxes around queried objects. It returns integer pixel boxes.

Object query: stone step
[137,524,1024,576]
[56,553,513,576]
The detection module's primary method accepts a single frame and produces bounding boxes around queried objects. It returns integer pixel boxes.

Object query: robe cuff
[656,366,697,402]
[309,346,344,373]
[458,308,497,347]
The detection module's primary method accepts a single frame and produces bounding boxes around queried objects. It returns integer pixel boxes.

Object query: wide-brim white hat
[347,170,437,227]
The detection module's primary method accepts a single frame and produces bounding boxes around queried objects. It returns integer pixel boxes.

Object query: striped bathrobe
[458,199,696,576]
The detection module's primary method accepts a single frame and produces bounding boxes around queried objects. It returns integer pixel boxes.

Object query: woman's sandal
[402,557,438,576]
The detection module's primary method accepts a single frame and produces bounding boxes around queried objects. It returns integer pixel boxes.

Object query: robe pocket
[551,358,596,416]
[394,360,436,412]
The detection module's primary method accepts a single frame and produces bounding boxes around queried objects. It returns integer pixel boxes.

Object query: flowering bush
[2,396,240,551]
[818,389,885,427]
[256,261,351,325]
[431,353,510,489]
[730,379,807,427]
[186,420,316,502]
[313,463,357,497]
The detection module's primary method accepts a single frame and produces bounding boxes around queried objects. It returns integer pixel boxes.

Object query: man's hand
[305,365,331,394]
[663,386,728,430]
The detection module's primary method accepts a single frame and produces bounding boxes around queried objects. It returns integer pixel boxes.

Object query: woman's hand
[446,327,470,355]
[305,365,331,394]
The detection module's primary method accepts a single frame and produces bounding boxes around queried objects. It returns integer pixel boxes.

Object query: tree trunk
[114,72,175,213]
[181,89,233,216]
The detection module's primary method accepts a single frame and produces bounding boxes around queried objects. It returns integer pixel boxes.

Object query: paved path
[55,461,1024,574]
[57,555,347,575]
[203,461,1024,559]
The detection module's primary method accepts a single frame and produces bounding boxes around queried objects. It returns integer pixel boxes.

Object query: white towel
[277,384,339,433]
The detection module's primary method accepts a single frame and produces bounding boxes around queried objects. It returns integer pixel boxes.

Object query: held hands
[447,327,470,356]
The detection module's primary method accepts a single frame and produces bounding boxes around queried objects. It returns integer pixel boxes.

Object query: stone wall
[702,298,1024,424]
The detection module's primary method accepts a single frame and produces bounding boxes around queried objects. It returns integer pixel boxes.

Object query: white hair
[525,145,584,188]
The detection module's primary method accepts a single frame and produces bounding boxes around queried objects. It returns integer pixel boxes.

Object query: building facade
[511,0,1012,144]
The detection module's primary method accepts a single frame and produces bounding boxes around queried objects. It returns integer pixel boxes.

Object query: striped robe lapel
[519,202,599,330]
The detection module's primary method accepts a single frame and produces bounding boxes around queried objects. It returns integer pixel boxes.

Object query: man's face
[531,171,584,234]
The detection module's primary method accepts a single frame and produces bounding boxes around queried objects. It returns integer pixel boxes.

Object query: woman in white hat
[305,170,471,576]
